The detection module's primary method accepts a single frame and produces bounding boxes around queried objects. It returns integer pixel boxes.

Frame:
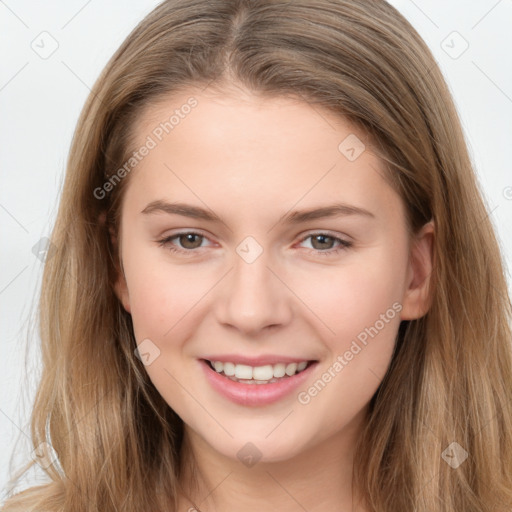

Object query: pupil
[182,234,202,249]
[314,235,332,249]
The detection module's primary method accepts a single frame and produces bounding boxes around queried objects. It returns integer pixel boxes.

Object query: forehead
[135,87,373,155]
[122,88,401,227]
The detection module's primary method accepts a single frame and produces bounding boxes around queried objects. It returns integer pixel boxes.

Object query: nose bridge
[215,239,291,334]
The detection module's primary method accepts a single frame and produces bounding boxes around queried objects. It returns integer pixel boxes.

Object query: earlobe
[114,273,131,314]
[108,220,131,314]
[400,220,435,321]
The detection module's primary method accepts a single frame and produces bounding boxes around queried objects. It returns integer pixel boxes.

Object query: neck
[177,406,369,512]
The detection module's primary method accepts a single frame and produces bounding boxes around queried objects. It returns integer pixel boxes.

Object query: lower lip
[199,359,318,407]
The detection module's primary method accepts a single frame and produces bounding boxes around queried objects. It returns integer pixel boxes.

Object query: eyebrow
[141,200,375,224]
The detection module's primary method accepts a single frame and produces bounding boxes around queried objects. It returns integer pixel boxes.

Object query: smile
[199,358,319,406]
[207,359,310,384]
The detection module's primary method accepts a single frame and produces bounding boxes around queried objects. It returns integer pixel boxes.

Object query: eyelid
[157,229,214,247]
[298,228,351,241]
[158,228,212,240]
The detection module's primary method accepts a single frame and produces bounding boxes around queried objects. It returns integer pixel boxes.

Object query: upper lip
[201,354,317,366]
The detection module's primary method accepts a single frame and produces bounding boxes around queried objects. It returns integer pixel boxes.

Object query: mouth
[203,359,316,384]
[199,357,319,406]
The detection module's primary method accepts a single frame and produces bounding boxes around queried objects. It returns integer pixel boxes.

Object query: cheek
[126,268,195,341]
[122,242,223,344]
[120,239,182,338]
[290,244,407,347]
[291,251,406,435]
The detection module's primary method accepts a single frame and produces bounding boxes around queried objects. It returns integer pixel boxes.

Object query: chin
[205,428,310,465]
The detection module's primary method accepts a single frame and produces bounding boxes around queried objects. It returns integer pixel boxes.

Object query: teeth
[234,364,253,379]
[273,363,286,378]
[223,362,235,376]
[252,364,273,380]
[213,361,224,372]
[209,360,310,381]
[285,363,297,376]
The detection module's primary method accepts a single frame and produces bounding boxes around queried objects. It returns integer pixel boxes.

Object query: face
[114,87,433,464]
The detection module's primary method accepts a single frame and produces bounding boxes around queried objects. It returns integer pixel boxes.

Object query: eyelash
[157,231,353,257]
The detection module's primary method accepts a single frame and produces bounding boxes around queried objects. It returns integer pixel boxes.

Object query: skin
[114,85,434,512]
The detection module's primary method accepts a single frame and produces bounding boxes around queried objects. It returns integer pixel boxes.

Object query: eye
[297,232,353,256]
[158,231,212,254]
[157,231,353,257]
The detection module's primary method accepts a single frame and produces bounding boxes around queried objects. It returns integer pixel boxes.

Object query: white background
[1,0,511,500]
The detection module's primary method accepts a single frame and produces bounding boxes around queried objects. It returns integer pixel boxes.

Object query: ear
[107,219,131,314]
[400,220,435,321]
[114,267,131,314]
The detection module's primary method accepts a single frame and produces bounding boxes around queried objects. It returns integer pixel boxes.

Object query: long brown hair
[3,1,512,510]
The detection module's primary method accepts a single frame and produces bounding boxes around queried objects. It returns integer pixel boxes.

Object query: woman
[3,0,512,510]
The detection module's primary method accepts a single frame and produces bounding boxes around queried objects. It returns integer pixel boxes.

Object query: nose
[214,247,292,337]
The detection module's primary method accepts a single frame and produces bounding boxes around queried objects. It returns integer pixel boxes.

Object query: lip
[199,358,318,407]
[201,354,315,366]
